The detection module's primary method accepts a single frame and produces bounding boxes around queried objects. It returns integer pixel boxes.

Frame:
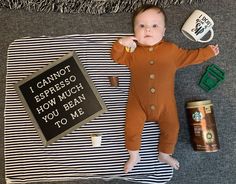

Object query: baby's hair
[132,4,167,28]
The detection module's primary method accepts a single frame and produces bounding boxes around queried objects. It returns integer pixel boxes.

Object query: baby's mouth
[144,35,152,38]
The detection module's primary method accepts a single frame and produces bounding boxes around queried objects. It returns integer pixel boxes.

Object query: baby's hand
[209,44,219,56]
[118,36,137,48]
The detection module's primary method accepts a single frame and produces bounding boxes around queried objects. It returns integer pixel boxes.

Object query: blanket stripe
[4,34,173,184]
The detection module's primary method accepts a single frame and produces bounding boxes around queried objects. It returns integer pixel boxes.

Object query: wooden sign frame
[15,51,107,146]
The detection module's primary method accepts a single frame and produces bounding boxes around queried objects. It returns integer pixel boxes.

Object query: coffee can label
[186,100,220,152]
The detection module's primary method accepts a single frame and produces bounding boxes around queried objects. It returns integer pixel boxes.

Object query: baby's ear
[163,28,166,36]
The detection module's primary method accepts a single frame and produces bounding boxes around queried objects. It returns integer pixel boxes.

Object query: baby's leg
[158,152,179,170]
[124,92,146,173]
[124,150,141,173]
[157,104,180,170]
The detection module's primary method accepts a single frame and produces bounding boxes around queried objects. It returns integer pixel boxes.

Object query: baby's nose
[145,26,151,32]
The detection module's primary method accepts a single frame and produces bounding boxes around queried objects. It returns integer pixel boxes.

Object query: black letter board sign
[15,51,107,146]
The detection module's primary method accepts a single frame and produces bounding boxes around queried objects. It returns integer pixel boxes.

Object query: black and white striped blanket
[4,34,173,184]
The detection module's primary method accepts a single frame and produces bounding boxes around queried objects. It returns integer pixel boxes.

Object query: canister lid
[186,100,212,108]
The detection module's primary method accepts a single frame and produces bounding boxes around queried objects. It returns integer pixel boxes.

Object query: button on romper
[111,40,215,154]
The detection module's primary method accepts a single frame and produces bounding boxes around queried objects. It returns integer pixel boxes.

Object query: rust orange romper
[111,39,215,154]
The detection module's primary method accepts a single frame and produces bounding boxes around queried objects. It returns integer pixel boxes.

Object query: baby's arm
[111,36,136,66]
[174,43,219,69]
[209,44,219,56]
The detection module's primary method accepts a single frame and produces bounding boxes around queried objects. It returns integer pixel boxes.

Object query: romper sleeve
[173,44,216,69]
[111,40,132,67]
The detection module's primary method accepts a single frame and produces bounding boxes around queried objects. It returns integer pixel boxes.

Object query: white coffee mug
[181,10,214,43]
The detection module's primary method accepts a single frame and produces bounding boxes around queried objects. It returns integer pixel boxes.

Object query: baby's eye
[153,24,158,28]
[140,24,145,28]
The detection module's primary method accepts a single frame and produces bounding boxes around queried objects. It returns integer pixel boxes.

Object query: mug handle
[199,28,214,43]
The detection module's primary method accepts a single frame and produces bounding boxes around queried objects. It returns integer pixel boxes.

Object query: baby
[111,4,219,173]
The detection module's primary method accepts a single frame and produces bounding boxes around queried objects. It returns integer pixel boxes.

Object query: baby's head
[132,5,166,46]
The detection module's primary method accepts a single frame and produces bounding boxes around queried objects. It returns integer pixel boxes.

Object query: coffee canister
[186,100,220,152]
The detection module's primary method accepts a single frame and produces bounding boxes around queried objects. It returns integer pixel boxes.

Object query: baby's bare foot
[158,152,180,170]
[124,151,141,173]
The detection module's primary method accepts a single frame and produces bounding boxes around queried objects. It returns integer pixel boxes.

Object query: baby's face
[134,8,166,46]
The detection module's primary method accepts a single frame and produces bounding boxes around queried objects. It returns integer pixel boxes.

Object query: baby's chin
[137,38,162,46]
[138,40,160,46]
